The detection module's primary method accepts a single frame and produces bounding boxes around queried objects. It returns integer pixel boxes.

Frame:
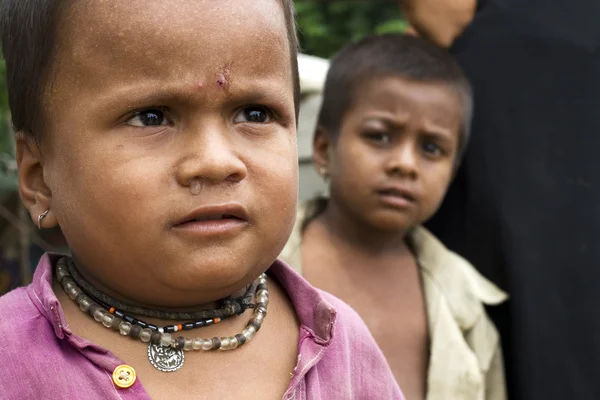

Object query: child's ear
[15,133,57,229]
[312,125,332,179]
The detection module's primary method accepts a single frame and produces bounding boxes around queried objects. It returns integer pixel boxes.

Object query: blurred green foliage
[295,0,407,59]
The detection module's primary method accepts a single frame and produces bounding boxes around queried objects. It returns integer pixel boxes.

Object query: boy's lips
[172,203,249,236]
[375,186,417,209]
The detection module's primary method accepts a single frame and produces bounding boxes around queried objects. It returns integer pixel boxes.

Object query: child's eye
[422,142,443,156]
[364,132,391,145]
[127,109,169,127]
[233,106,272,124]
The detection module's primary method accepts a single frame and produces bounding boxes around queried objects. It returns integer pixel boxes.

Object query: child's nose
[387,144,418,180]
[175,124,248,188]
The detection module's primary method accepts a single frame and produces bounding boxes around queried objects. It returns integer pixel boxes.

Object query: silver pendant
[148,343,185,372]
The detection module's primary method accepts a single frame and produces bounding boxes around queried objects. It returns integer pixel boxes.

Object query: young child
[280,34,508,400]
[0,1,404,399]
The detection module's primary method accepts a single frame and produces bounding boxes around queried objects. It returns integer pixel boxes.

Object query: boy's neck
[71,254,244,314]
[316,200,412,257]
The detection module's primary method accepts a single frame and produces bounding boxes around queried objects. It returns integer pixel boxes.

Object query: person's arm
[398,0,477,47]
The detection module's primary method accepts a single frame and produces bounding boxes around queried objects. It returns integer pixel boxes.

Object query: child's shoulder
[0,285,50,347]
[443,249,508,305]
[0,285,39,327]
[411,226,507,321]
[412,227,507,375]
[0,286,56,393]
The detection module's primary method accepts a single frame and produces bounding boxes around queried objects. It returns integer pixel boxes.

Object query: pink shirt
[0,254,404,399]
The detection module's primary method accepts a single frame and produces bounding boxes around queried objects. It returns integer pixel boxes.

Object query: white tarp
[297,54,330,200]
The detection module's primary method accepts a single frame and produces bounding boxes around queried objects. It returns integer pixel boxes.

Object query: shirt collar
[28,253,337,345]
[28,253,70,339]
[268,260,336,344]
[409,226,507,329]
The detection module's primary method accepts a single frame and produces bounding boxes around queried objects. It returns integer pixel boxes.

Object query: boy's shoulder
[0,286,58,393]
[0,283,124,399]
[411,226,507,326]
[0,285,40,330]
[0,285,55,352]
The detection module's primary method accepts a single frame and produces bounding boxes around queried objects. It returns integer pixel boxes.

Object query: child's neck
[71,255,243,313]
[317,201,411,257]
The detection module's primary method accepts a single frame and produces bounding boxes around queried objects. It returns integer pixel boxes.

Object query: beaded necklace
[64,257,257,321]
[56,257,269,372]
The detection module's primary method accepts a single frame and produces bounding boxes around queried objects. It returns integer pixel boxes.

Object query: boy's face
[323,76,462,233]
[29,1,297,305]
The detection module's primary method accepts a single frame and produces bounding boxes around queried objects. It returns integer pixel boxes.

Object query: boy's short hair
[318,34,473,160]
[0,0,300,141]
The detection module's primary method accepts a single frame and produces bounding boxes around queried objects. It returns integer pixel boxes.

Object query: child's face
[27,1,297,305]
[322,76,462,233]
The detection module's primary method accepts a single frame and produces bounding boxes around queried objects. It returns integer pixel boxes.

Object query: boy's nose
[387,144,418,180]
[175,124,247,188]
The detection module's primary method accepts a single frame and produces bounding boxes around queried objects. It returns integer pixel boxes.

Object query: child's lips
[376,187,417,209]
[175,203,248,225]
[172,203,249,236]
[173,217,248,237]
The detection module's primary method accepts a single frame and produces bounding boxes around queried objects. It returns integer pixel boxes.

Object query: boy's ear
[15,133,57,229]
[312,125,332,178]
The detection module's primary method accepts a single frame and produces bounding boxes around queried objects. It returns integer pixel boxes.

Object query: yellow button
[112,365,137,389]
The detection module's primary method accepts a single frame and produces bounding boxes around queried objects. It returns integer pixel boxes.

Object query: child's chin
[162,261,259,293]
[370,213,416,233]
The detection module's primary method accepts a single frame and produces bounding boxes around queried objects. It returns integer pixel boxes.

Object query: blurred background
[0,0,408,293]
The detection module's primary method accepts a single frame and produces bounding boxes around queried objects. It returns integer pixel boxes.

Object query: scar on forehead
[216,73,228,90]
[216,64,232,91]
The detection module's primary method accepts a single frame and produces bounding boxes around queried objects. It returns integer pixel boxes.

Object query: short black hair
[318,34,472,160]
[0,0,300,142]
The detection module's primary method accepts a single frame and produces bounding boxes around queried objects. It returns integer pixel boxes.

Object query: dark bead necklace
[64,256,257,321]
[91,295,224,334]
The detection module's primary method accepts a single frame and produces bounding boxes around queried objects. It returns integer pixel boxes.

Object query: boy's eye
[422,142,443,156]
[127,109,168,127]
[365,132,391,145]
[234,106,272,124]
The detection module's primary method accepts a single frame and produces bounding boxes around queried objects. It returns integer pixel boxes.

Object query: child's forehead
[351,75,461,110]
[60,1,286,60]
[50,1,291,95]
[343,75,463,133]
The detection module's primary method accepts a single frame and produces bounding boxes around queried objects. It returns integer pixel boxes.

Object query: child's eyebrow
[91,77,291,111]
[361,116,458,143]
[421,131,455,146]
[361,115,410,128]
[419,121,457,140]
[418,129,459,150]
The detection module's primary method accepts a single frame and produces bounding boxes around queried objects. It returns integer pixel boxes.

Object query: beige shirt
[280,202,508,400]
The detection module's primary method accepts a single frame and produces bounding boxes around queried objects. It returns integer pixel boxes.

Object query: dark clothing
[427,1,600,399]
